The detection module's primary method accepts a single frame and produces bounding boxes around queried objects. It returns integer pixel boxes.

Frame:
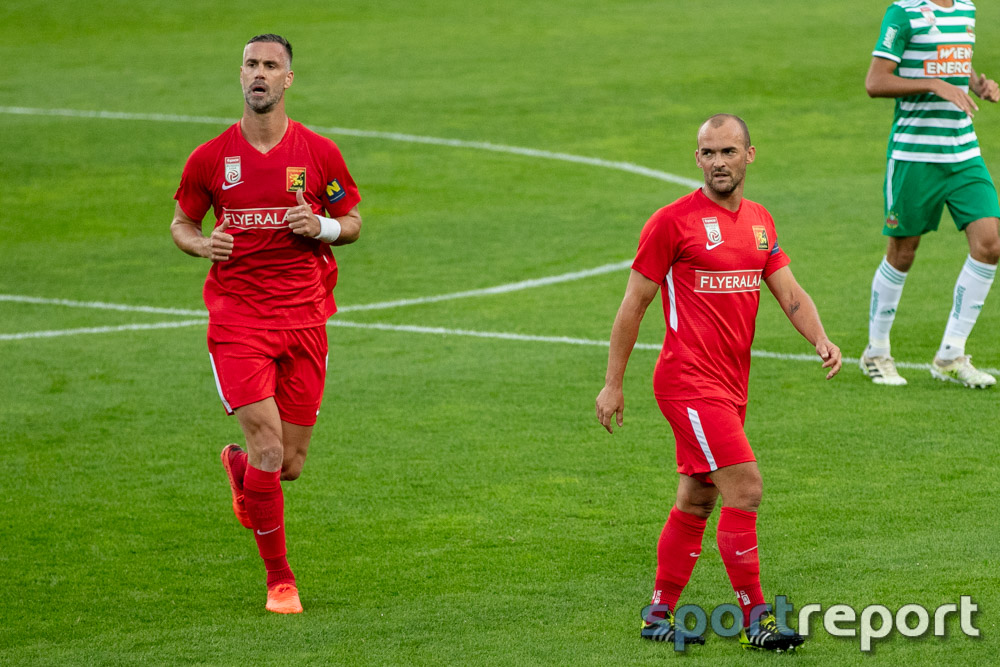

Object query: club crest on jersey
[224,156,241,184]
[920,8,941,35]
[286,167,306,192]
[752,225,768,250]
[326,179,346,203]
[702,217,722,244]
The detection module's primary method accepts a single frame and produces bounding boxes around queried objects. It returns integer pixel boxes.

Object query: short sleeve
[632,208,677,285]
[872,4,911,63]
[321,143,361,218]
[174,149,213,222]
[762,229,791,279]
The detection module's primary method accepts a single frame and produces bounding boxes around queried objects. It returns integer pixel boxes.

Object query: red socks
[651,507,707,614]
[716,506,765,625]
[243,465,295,588]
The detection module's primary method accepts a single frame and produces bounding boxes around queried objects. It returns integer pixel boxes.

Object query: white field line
[4,311,995,376]
[338,260,632,312]
[0,260,631,319]
[0,294,206,317]
[0,320,208,341]
[0,106,703,189]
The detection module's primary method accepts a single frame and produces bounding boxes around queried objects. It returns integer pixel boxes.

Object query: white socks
[867,257,907,358]
[936,255,996,361]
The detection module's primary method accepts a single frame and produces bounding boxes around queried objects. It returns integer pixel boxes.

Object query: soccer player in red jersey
[170,34,362,614]
[595,115,841,652]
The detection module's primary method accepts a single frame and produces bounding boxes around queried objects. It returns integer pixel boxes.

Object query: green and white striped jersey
[873,0,979,163]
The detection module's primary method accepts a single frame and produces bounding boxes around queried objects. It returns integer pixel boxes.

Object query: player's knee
[281,460,303,481]
[675,492,717,518]
[681,499,716,519]
[257,445,284,471]
[971,237,1000,265]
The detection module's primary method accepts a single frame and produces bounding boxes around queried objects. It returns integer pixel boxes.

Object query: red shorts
[207,323,328,427]
[657,397,755,478]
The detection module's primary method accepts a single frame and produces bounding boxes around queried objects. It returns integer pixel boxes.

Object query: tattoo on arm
[788,301,801,317]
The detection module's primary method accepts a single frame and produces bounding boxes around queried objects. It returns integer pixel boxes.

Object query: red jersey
[632,188,790,405]
[175,120,361,329]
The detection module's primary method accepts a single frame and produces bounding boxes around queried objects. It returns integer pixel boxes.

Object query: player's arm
[970,67,1000,103]
[596,270,660,433]
[170,202,233,262]
[286,191,362,246]
[865,56,980,117]
[763,266,841,380]
[329,206,362,246]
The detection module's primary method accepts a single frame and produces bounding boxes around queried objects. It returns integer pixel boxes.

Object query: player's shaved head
[699,114,751,148]
[247,33,292,65]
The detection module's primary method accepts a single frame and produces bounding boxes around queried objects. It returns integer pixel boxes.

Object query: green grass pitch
[1,0,999,664]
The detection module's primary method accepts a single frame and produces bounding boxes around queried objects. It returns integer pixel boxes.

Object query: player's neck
[701,185,743,213]
[240,107,289,153]
[928,0,954,8]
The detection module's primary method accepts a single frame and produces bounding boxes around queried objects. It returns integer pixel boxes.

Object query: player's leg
[208,325,275,529]
[640,474,715,645]
[862,160,944,385]
[861,244,916,386]
[711,462,802,652]
[706,461,764,623]
[236,397,302,613]
[648,475,717,619]
[273,325,327,481]
[931,218,999,386]
[280,421,313,481]
[931,161,1000,387]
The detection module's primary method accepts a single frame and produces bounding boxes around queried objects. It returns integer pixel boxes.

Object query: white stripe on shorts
[886,158,895,213]
[208,352,234,414]
[687,407,718,471]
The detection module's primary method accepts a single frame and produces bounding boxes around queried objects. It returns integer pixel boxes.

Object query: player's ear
[284,69,294,89]
[745,146,756,164]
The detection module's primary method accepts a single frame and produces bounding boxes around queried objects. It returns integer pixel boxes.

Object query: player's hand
[972,73,1000,103]
[596,385,625,433]
[207,216,234,262]
[934,80,979,117]
[815,338,842,380]
[287,190,320,237]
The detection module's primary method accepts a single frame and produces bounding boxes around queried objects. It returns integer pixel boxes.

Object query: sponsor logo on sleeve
[286,167,307,192]
[221,207,291,230]
[752,225,769,250]
[326,179,346,203]
[224,156,242,185]
[882,25,898,50]
[925,45,972,77]
[694,270,762,294]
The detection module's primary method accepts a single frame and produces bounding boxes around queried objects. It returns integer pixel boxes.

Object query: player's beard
[706,170,742,196]
[244,86,283,114]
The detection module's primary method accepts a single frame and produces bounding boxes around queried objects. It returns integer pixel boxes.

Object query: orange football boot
[220,444,252,529]
[266,583,303,614]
